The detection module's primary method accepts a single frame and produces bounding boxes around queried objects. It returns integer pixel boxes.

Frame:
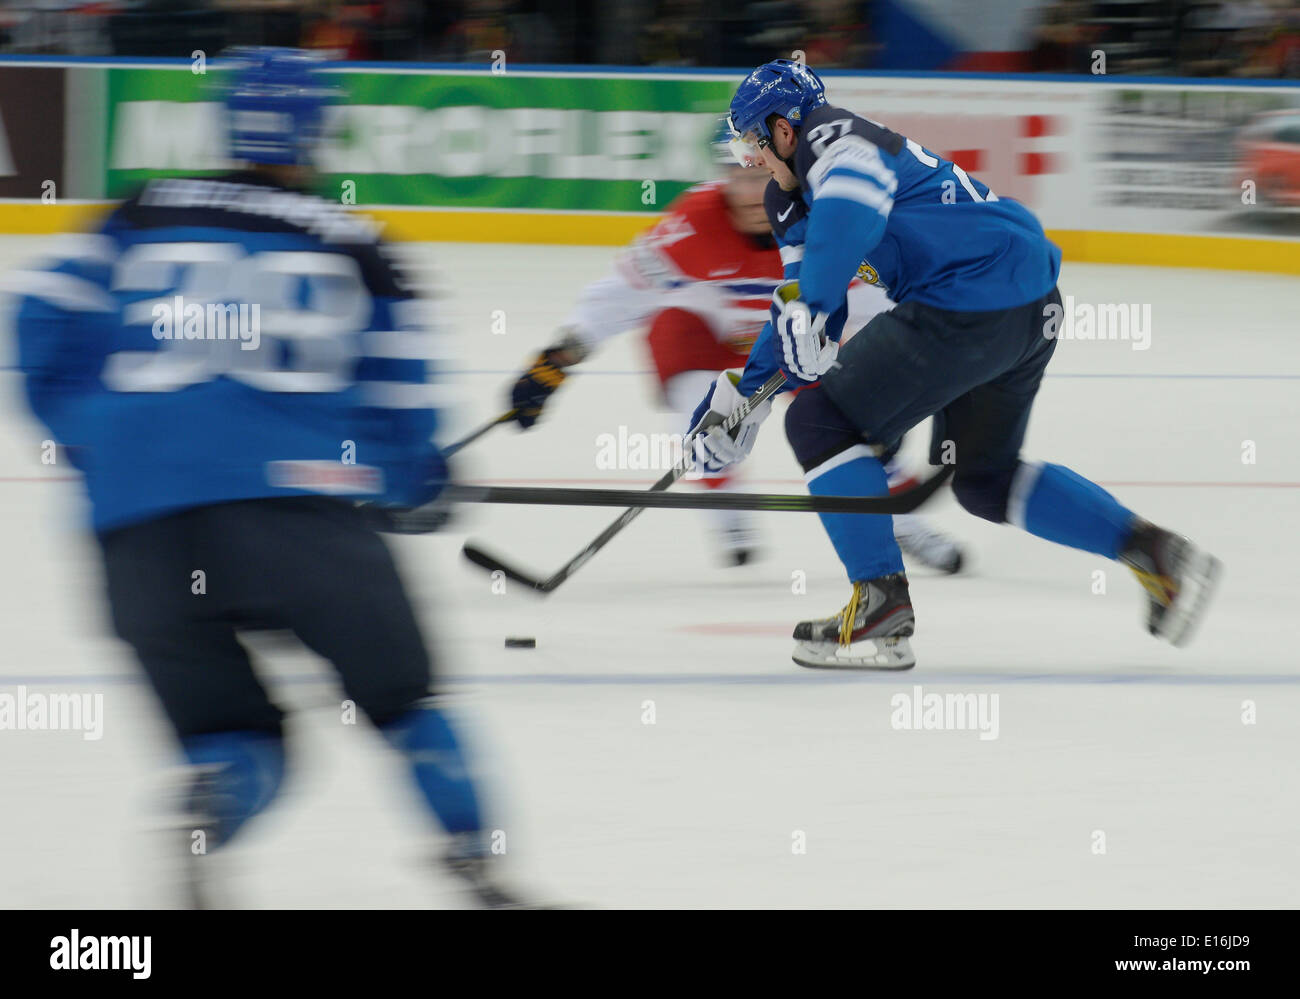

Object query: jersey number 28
[103,242,373,394]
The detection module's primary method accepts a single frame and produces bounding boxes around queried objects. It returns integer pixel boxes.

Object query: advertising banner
[105,67,734,214]
[0,57,1294,268]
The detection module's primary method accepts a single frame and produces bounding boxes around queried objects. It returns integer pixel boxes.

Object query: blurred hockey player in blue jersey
[13,48,525,907]
[691,60,1222,670]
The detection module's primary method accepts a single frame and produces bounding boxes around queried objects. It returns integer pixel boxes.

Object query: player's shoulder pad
[1,231,119,313]
[764,179,809,242]
[631,183,729,278]
[676,179,726,203]
[795,105,906,179]
[110,175,407,299]
[670,180,730,225]
[117,175,381,242]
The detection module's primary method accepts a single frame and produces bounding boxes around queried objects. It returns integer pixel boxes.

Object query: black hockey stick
[451,466,952,514]
[443,409,519,457]
[456,465,952,590]
[461,371,788,592]
[362,408,519,533]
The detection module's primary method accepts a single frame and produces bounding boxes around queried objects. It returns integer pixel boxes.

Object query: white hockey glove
[772,280,838,383]
[689,369,772,474]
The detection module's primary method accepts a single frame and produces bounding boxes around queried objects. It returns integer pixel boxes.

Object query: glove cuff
[707,368,746,416]
[543,327,590,367]
[708,368,773,425]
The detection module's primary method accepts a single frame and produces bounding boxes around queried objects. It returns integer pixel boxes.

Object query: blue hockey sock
[381,702,483,837]
[181,730,286,847]
[1008,461,1137,559]
[806,445,905,581]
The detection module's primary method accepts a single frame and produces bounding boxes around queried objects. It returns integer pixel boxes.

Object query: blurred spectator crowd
[0,0,1297,78]
[1030,1,1300,78]
[0,0,872,64]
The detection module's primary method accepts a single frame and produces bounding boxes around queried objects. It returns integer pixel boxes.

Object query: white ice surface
[0,236,1296,908]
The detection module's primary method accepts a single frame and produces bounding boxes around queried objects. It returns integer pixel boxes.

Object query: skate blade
[1157,550,1223,648]
[792,636,916,671]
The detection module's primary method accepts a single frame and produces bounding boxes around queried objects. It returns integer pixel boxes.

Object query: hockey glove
[688,368,772,474]
[772,280,838,383]
[362,448,453,534]
[374,492,458,534]
[509,328,588,429]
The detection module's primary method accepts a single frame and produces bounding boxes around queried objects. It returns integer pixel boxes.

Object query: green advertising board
[104,68,736,212]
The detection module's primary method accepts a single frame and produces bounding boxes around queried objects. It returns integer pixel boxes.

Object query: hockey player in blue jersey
[13,48,524,907]
[691,60,1222,670]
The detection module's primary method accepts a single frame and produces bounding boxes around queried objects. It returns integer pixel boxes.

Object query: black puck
[504,637,537,648]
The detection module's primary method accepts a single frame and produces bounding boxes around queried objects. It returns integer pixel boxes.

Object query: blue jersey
[736,106,1060,397]
[14,173,445,533]
[767,181,812,277]
[792,105,1060,313]
[738,181,853,396]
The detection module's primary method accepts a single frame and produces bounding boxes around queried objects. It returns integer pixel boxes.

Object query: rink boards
[0,60,1299,273]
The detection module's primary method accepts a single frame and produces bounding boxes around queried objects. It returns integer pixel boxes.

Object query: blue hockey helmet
[727,59,827,154]
[223,47,336,166]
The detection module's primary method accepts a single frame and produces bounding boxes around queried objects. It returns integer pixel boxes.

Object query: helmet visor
[730,134,764,168]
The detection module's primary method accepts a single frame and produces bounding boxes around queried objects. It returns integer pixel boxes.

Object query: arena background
[2,57,1299,275]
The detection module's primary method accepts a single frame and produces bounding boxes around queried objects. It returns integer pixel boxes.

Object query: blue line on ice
[2,671,1296,686]
[437,370,1300,379]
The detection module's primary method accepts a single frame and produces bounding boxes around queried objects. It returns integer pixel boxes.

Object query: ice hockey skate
[1119,520,1222,647]
[159,764,227,911]
[892,514,964,574]
[717,523,760,567]
[441,833,543,909]
[712,508,761,567]
[791,573,917,670]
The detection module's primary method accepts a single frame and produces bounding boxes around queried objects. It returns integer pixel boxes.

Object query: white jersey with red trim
[565,181,786,356]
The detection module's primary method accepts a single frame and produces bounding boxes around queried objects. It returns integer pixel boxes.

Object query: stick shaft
[447,465,951,515]
[527,372,787,589]
[443,409,518,457]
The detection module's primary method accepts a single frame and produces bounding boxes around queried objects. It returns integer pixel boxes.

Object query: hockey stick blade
[463,504,642,594]
[456,372,790,596]
[462,542,552,591]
